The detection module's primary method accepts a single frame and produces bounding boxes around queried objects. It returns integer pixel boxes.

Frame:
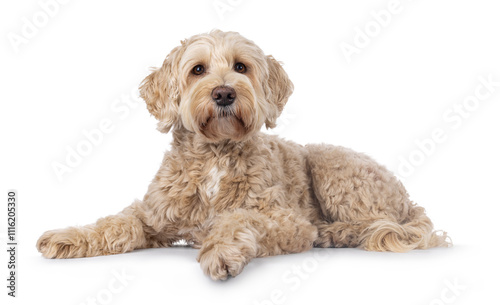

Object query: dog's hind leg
[314,221,368,248]
[37,200,174,259]
[314,217,449,251]
[306,144,451,252]
[358,207,451,252]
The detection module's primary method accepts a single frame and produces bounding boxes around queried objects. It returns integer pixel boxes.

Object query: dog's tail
[359,206,452,252]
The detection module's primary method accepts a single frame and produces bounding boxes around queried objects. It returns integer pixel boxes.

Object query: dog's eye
[234,63,246,73]
[192,65,205,75]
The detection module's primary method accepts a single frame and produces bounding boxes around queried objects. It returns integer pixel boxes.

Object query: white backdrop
[1,0,499,304]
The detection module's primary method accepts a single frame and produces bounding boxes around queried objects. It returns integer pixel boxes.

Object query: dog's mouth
[201,107,245,129]
[199,106,249,141]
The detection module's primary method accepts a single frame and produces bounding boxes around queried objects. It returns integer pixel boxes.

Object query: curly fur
[37,30,451,280]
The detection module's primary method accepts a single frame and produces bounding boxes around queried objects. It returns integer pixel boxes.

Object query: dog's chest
[199,165,227,203]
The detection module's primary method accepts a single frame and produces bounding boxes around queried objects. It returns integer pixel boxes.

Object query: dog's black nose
[211,86,236,106]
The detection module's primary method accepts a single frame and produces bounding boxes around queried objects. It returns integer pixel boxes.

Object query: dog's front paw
[197,243,249,280]
[37,228,89,259]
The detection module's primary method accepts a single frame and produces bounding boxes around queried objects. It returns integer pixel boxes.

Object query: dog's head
[140,30,293,142]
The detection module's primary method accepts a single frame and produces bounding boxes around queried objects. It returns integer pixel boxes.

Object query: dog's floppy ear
[140,44,185,133]
[265,56,294,129]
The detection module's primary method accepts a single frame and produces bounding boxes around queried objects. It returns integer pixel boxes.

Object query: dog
[37,30,451,280]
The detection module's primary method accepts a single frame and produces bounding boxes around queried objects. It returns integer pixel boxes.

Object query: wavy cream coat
[37,30,450,280]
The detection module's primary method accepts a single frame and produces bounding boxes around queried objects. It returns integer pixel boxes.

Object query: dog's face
[140,30,293,142]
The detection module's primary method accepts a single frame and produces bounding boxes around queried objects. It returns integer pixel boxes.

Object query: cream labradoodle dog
[37,30,450,280]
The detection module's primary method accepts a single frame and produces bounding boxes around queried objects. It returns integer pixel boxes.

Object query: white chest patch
[204,166,226,200]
